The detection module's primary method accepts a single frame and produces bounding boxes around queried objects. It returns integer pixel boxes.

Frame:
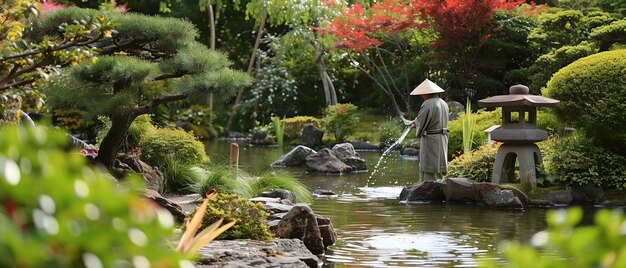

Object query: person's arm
[414,106,432,137]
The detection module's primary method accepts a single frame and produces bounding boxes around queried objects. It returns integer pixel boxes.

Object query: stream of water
[367,126,412,186]
[205,140,553,267]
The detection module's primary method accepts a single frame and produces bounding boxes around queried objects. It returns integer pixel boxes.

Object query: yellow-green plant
[272,116,284,148]
[462,98,476,154]
[176,189,235,259]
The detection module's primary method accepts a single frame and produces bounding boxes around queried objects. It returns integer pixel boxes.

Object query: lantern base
[492,143,543,189]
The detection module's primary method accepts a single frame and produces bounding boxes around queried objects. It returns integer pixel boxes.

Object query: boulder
[441,178,478,203]
[262,202,295,214]
[275,205,325,255]
[350,140,379,150]
[447,101,465,121]
[473,183,525,208]
[272,146,317,168]
[316,215,337,248]
[399,181,445,202]
[260,189,298,204]
[537,190,573,205]
[195,239,320,268]
[299,124,323,149]
[251,130,275,145]
[305,148,352,174]
[312,189,338,198]
[572,183,604,204]
[341,156,368,171]
[401,148,419,156]
[332,143,359,160]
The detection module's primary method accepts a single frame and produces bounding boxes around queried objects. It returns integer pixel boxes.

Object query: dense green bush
[446,144,500,182]
[448,108,501,158]
[191,165,253,198]
[323,103,359,142]
[197,193,272,241]
[378,120,403,147]
[281,116,322,142]
[542,133,626,189]
[250,171,312,204]
[480,207,626,268]
[544,49,626,154]
[139,126,208,167]
[0,126,187,267]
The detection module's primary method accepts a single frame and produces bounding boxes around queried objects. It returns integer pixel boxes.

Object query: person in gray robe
[409,79,449,181]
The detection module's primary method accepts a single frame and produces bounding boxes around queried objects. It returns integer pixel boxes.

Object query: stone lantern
[478,85,559,189]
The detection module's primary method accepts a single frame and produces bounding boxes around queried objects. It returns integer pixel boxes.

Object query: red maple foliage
[319,0,529,56]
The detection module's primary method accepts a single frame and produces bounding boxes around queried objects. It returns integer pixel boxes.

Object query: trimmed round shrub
[542,133,626,189]
[197,193,272,241]
[323,103,359,142]
[0,126,187,267]
[251,171,312,204]
[544,49,626,154]
[139,126,208,167]
[446,143,500,182]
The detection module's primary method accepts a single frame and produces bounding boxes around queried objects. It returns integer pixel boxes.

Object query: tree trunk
[225,12,267,131]
[95,112,136,174]
[313,33,337,107]
[206,4,216,113]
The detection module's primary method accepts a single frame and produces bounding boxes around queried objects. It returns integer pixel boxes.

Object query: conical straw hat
[410,79,445,95]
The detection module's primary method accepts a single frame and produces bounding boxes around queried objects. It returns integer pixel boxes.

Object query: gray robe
[415,97,449,174]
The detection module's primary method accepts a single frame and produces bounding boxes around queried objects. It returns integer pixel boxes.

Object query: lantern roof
[478,85,560,108]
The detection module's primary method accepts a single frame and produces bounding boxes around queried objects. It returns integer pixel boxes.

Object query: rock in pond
[195,239,320,268]
[275,205,325,255]
[300,124,323,149]
[399,181,445,202]
[259,189,297,204]
[305,148,352,174]
[272,145,317,168]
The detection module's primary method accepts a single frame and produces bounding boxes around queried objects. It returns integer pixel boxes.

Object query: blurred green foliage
[377,120,403,147]
[481,207,626,268]
[197,193,272,241]
[0,125,187,267]
[281,116,323,143]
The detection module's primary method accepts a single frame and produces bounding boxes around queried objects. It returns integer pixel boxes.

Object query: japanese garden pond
[205,140,559,267]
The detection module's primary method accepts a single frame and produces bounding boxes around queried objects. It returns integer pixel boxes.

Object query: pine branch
[134,94,187,115]
[0,35,102,63]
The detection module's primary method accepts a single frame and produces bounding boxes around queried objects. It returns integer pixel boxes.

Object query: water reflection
[205,141,550,267]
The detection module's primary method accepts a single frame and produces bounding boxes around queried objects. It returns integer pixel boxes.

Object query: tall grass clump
[462,98,476,154]
[272,116,284,148]
[250,171,312,204]
[160,157,204,194]
[192,165,253,198]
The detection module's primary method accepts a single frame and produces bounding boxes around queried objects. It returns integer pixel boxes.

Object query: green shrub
[480,207,626,268]
[160,158,204,194]
[139,126,208,167]
[544,49,626,154]
[536,109,567,136]
[448,108,501,158]
[280,116,322,142]
[191,165,253,198]
[446,143,500,182]
[196,193,272,241]
[251,171,312,204]
[323,103,359,142]
[542,133,626,189]
[378,120,403,147]
[0,126,187,267]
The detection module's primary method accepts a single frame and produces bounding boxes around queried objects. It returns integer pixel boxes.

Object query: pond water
[205,141,550,267]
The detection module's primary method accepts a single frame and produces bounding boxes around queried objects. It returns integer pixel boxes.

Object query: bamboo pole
[229,143,239,169]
